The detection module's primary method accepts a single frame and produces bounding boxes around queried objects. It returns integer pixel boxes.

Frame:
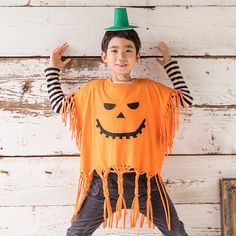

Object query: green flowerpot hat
[104,8,139,31]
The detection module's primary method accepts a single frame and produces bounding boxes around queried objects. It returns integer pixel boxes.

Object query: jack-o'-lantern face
[96,101,146,139]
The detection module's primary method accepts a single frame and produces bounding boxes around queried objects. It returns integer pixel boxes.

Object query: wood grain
[0,58,235,155]
[0,7,235,56]
[0,204,220,236]
[0,156,235,205]
[1,0,236,6]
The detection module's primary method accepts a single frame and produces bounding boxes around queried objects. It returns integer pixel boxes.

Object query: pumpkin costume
[60,77,188,230]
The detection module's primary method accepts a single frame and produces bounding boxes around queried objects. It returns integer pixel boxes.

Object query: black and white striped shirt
[44,60,193,114]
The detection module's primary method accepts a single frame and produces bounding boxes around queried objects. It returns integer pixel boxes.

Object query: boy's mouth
[116,64,127,67]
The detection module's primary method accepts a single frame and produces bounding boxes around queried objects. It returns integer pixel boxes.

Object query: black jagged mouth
[96,118,146,139]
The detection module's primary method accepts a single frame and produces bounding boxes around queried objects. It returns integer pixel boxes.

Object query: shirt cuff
[163,59,178,69]
[44,67,61,73]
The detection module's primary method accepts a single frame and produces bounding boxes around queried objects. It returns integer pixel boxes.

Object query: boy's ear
[101,51,107,63]
[136,52,141,61]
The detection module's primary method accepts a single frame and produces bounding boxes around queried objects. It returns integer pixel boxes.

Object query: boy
[45,8,192,236]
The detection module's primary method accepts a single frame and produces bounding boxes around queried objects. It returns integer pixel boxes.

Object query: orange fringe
[60,92,81,150]
[69,169,172,231]
[146,175,155,229]
[155,175,171,231]
[130,171,140,228]
[97,170,114,228]
[161,89,188,156]
[70,172,93,223]
[113,167,128,229]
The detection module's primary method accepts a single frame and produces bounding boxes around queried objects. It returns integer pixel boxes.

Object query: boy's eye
[111,50,132,53]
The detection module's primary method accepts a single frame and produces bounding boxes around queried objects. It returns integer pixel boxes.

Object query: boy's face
[101,37,140,76]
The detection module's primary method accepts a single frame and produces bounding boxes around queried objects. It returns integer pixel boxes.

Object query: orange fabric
[61,78,188,230]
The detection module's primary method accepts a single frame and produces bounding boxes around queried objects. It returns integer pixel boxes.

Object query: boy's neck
[111,73,136,83]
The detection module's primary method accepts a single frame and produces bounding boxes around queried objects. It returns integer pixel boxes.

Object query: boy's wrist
[162,58,172,67]
[44,67,61,73]
[163,59,179,69]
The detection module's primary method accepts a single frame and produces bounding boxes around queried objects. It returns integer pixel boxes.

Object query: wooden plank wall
[0,1,236,235]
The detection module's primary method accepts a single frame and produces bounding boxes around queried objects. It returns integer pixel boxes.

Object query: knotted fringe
[70,168,172,232]
[113,167,128,229]
[70,172,93,223]
[60,92,81,150]
[146,175,155,229]
[161,89,188,156]
[155,174,171,231]
[130,172,140,228]
[97,170,114,228]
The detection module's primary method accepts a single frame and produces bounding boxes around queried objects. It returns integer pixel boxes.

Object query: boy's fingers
[63,58,71,66]
[156,58,163,65]
[53,47,59,53]
[58,44,69,56]
[60,45,69,55]
[54,42,67,53]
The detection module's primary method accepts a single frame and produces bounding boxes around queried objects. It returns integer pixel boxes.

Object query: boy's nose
[118,52,126,59]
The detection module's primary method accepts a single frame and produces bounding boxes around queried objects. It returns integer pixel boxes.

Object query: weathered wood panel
[220,179,236,235]
[0,204,221,236]
[1,0,236,7]
[1,58,236,106]
[0,7,236,56]
[1,58,236,155]
[1,107,236,155]
[0,156,235,205]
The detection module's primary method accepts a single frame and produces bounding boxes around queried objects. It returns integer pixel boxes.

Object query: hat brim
[104,25,139,31]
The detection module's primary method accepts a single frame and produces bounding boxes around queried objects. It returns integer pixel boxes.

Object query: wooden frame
[220,178,236,236]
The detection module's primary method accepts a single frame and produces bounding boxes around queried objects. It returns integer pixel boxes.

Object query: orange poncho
[61,78,188,230]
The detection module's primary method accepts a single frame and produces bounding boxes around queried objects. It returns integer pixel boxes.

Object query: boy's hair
[101,29,141,56]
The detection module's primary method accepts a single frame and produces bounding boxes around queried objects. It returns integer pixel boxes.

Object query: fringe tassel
[155,174,171,231]
[71,169,172,231]
[60,92,81,150]
[146,175,155,229]
[70,172,93,223]
[130,172,140,228]
[114,168,128,229]
[97,170,113,228]
[140,214,145,228]
[161,89,188,156]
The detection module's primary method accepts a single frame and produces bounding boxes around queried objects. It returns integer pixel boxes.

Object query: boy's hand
[155,41,172,66]
[49,42,71,68]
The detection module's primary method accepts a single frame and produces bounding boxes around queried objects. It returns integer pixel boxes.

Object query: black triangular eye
[104,103,116,110]
[127,102,139,109]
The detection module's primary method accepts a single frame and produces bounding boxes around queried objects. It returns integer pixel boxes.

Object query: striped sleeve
[44,67,74,114]
[163,60,193,106]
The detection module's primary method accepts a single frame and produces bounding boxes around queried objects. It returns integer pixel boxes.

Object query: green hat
[104,8,139,31]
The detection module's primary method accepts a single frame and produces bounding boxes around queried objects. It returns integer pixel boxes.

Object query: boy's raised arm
[44,67,72,114]
[156,41,193,107]
[163,59,193,107]
[44,42,73,114]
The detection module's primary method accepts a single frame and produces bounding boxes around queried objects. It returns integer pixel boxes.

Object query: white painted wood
[1,107,236,155]
[0,7,235,56]
[1,0,236,6]
[0,204,221,236]
[0,156,235,205]
[1,58,236,105]
[1,57,236,155]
